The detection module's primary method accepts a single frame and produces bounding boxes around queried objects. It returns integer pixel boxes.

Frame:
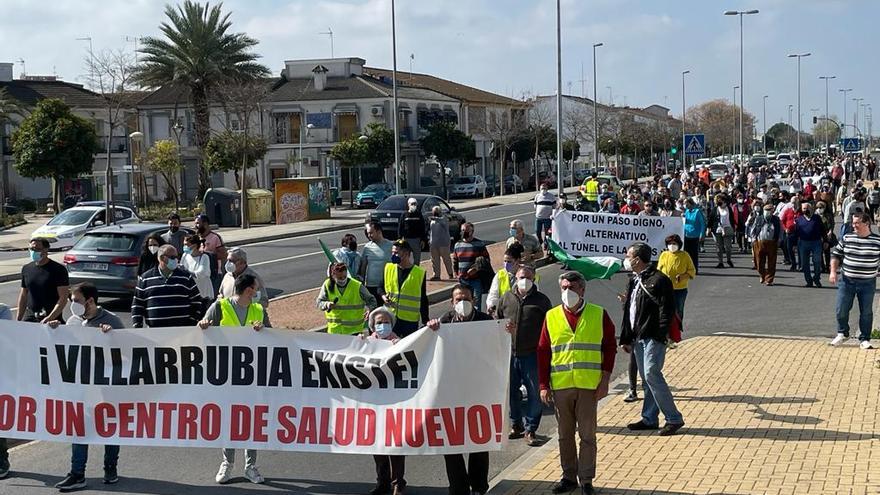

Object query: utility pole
[592,43,603,168]
[839,88,852,139]
[762,95,768,153]
[787,52,810,156]
[819,76,836,153]
[682,70,690,169]
[554,0,563,195]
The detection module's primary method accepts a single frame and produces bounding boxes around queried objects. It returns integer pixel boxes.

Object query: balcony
[1,137,10,156]
[98,136,128,154]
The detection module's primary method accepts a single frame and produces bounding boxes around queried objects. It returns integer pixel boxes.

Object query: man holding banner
[537,271,617,495]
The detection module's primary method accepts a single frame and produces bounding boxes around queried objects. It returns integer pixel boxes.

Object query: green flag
[547,239,622,281]
[319,238,356,278]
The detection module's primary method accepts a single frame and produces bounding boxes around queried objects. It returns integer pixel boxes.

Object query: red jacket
[780,207,801,233]
[802,183,816,200]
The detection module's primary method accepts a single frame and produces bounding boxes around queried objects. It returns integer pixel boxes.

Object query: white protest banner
[552,210,684,258]
[0,319,510,455]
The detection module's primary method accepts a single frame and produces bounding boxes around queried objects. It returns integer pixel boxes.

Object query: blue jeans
[633,339,683,426]
[835,275,876,341]
[460,278,484,312]
[535,218,552,245]
[673,289,688,319]
[798,239,822,284]
[71,444,119,475]
[509,353,542,433]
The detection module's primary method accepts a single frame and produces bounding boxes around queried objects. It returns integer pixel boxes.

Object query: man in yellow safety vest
[537,271,616,495]
[316,262,377,335]
[379,239,428,337]
[198,273,271,486]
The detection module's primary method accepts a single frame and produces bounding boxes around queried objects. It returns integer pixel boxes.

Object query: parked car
[32,205,140,250]
[63,223,186,297]
[449,175,488,198]
[417,176,443,196]
[708,164,729,181]
[368,194,466,246]
[776,153,793,168]
[503,174,525,193]
[75,200,139,214]
[749,155,769,168]
[355,183,394,208]
[528,171,557,190]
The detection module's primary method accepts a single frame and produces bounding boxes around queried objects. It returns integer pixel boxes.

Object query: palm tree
[134,1,269,198]
[0,88,27,208]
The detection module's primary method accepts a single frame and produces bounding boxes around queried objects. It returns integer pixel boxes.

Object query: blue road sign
[840,138,861,153]
[684,134,705,156]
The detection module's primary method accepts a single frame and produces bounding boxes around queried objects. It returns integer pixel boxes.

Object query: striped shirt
[132,267,202,328]
[831,232,880,279]
[453,238,490,280]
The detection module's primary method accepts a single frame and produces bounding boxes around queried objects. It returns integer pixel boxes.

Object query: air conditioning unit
[371,106,384,117]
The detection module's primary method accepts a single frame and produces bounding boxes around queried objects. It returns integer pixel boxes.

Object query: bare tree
[84,48,137,223]
[563,105,591,185]
[525,98,555,190]
[483,106,526,195]
[214,78,271,228]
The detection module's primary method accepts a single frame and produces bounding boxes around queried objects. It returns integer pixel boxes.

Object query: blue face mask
[509,228,518,237]
[374,322,393,338]
[253,290,262,302]
[183,246,192,255]
[503,261,514,273]
[29,250,41,263]
[166,258,178,271]
[390,254,402,264]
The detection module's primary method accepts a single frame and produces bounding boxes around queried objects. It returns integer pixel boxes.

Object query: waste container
[203,188,241,227]
[244,189,274,224]
[273,177,332,224]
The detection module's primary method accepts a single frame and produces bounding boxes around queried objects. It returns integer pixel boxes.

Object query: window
[76,233,138,252]
[273,114,290,144]
[337,114,358,141]
[114,208,132,221]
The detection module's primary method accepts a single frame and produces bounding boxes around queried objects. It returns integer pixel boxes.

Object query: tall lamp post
[128,131,143,206]
[170,121,183,214]
[554,0,563,195]
[681,70,690,169]
[787,104,794,149]
[298,121,314,177]
[787,52,811,157]
[724,9,759,164]
[390,0,401,194]
[733,85,740,156]
[853,97,864,140]
[818,75,836,153]
[839,88,852,139]
[762,95,768,153]
[592,42,603,168]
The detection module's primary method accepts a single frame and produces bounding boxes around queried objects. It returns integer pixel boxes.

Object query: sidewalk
[493,335,880,495]
[0,188,558,283]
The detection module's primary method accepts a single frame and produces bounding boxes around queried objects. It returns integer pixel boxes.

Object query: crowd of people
[2,151,879,494]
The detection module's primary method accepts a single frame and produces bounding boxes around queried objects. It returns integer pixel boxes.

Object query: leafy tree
[135,1,270,199]
[146,139,184,204]
[766,122,796,151]
[812,115,841,147]
[11,98,99,212]
[0,88,27,207]
[362,123,395,168]
[329,137,368,207]
[562,140,580,161]
[420,122,476,198]
[204,131,268,188]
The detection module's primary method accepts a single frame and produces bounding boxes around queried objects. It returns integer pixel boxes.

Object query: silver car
[63,223,174,297]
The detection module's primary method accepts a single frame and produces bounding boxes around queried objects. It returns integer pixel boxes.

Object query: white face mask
[335,277,349,287]
[623,257,633,271]
[454,300,473,317]
[561,288,581,309]
[516,278,533,293]
[148,245,159,255]
[667,244,680,252]
[408,204,418,212]
[225,261,236,274]
[69,301,86,318]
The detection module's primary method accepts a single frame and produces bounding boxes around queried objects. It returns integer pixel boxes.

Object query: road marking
[247,210,535,267]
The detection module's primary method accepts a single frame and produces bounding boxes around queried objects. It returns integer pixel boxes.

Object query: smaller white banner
[552,211,685,258]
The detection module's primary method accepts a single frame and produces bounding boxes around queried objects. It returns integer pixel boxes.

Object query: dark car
[368,194,466,247]
[62,222,191,297]
[527,171,557,190]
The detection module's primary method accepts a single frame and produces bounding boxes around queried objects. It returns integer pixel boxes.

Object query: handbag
[635,278,683,343]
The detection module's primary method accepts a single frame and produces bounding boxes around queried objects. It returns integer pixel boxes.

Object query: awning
[333,104,359,115]
[269,104,304,114]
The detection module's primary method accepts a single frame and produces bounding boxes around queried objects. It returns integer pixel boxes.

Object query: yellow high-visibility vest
[383,263,425,323]
[218,298,264,327]
[494,269,512,298]
[584,179,599,201]
[546,303,604,390]
[324,278,368,335]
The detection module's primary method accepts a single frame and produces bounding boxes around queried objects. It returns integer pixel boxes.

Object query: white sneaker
[215,462,233,484]
[244,465,265,484]
[829,334,848,346]
[860,340,874,350]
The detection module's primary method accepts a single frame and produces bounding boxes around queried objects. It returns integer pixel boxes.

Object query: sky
[1,0,877,134]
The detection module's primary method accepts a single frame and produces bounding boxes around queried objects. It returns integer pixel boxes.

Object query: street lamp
[818,75,836,153]
[762,95,768,153]
[853,97,864,139]
[787,52,811,156]
[298,121,314,177]
[733,85,740,156]
[128,131,143,206]
[787,104,794,149]
[839,88,852,138]
[724,9,759,164]
[554,0,563,195]
[390,0,402,195]
[681,70,690,169]
[592,42,603,168]
[170,121,184,214]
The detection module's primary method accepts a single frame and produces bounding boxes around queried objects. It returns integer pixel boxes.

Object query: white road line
[247,210,534,267]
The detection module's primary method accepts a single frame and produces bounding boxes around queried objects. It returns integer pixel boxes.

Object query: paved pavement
[492,334,880,495]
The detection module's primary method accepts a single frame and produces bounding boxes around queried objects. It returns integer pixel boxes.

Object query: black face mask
[169,225,180,233]
[197,226,207,234]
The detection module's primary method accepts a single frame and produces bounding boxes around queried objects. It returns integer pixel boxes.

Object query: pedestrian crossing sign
[684,134,705,156]
[840,138,861,153]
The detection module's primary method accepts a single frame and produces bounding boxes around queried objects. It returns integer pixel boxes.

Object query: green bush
[138,202,203,222]
[872,329,880,340]
[14,198,37,213]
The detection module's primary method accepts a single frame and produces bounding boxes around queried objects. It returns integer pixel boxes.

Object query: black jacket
[707,204,737,232]
[399,211,427,240]
[619,264,674,345]
[496,287,553,356]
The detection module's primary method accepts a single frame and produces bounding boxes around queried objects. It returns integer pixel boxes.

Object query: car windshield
[363,184,386,192]
[377,196,409,210]
[74,233,139,252]
[47,209,95,226]
[452,177,475,184]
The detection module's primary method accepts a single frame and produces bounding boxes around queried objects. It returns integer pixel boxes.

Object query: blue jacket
[795,214,826,242]
[683,207,706,239]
